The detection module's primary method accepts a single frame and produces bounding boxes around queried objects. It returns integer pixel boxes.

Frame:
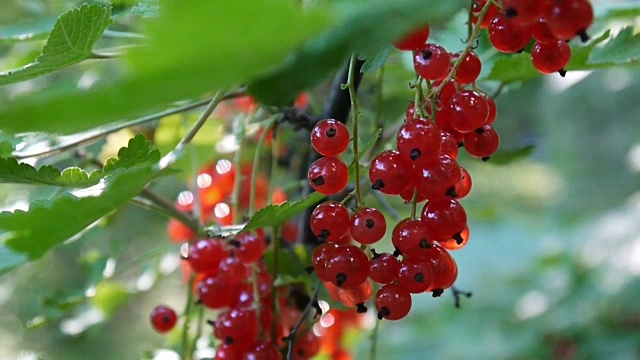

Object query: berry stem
[180,273,196,360]
[424,80,437,121]
[413,77,427,119]
[249,114,280,217]
[284,281,321,360]
[231,111,254,223]
[369,311,380,360]
[251,264,264,336]
[136,189,200,233]
[464,0,474,43]
[346,54,365,209]
[431,0,493,97]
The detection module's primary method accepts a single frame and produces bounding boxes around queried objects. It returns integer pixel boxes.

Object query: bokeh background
[1,0,639,359]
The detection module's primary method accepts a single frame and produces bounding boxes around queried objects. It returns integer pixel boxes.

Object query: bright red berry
[488,15,533,53]
[187,238,225,274]
[293,331,321,359]
[546,0,594,41]
[150,305,177,333]
[218,255,248,284]
[311,243,339,282]
[531,40,571,75]
[396,119,442,163]
[308,157,349,195]
[214,308,259,349]
[449,90,490,133]
[198,275,233,309]
[311,119,350,157]
[397,257,433,293]
[375,283,412,320]
[245,341,283,360]
[310,201,351,242]
[337,280,373,313]
[392,218,434,257]
[421,198,467,243]
[369,251,400,285]
[463,125,501,160]
[483,94,498,125]
[423,244,458,294]
[369,150,415,195]
[325,245,370,289]
[350,207,387,245]
[454,167,473,199]
[532,18,559,44]
[394,24,430,51]
[415,154,462,200]
[439,225,470,251]
[502,0,549,26]
[232,232,266,264]
[413,44,451,80]
[472,0,500,29]
[452,51,481,84]
[439,131,460,159]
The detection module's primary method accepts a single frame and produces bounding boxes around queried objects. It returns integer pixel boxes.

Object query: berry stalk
[346,54,365,208]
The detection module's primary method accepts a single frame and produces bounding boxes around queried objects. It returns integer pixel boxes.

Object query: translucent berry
[187,238,225,274]
[310,201,351,242]
[435,105,465,142]
[413,44,451,80]
[311,119,350,157]
[311,243,338,282]
[502,0,548,26]
[439,225,470,251]
[423,244,458,293]
[375,283,412,320]
[421,198,467,243]
[369,251,400,284]
[439,131,460,159]
[397,257,433,293]
[218,255,248,284]
[463,125,501,159]
[532,18,559,44]
[452,51,481,84]
[435,80,458,103]
[546,0,594,41]
[198,275,233,309]
[391,218,434,257]
[245,341,283,360]
[150,305,177,333]
[293,331,321,359]
[415,154,462,200]
[394,24,430,51]
[350,207,387,245]
[472,0,500,29]
[337,280,373,313]
[369,150,415,195]
[531,40,571,75]
[325,245,370,289]
[215,344,243,360]
[232,232,266,264]
[214,308,259,349]
[454,167,473,199]
[489,15,533,53]
[308,157,349,195]
[483,94,498,126]
[449,90,490,133]
[396,119,442,163]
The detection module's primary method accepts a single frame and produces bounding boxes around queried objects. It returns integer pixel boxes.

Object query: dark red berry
[198,275,233,309]
[350,207,387,245]
[463,125,500,159]
[375,283,412,320]
[502,0,548,26]
[396,119,442,163]
[546,0,593,41]
[394,24,430,51]
[488,15,533,53]
[472,0,500,29]
[531,40,571,74]
[452,51,481,84]
[413,43,451,80]
[187,238,225,274]
[214,308,259,349]
[308,157,349,195]
[310,201,351,243]
[369,150,415,195]
[245,341,283,360]
[369,251,400,284]
[311,119,350,157]
[150,305,177,333]
[218,255,249,284]
[293,331,321,359]
[325,245,370,289]
[421,198,467,243]
[233,232,266,264]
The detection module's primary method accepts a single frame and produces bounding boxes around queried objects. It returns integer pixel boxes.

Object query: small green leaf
[249,0,465,105]
[0,134,159,187]
[263,248,308,282]
[485,53,541,83]
[487,145,535,165]
[1,166,158,263]
[360,45,393,73]
[589,27,640,65]
[0,4,112,86]
[243,192,324,232]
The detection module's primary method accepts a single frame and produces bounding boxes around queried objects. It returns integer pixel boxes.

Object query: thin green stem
[413,77,426,119]
[267,126,280,205]
[249,115,279,217]
[231,113,252,223]
[14,89,246,161]
[181,273,196,360]
[369,316,380,360]
[178,91,224,148]
[90,51,122,59]
[431,0,493,98]
[346,54,364,208]
[251,264,264,336]
[424,80,437,121]
[465,0,475,43]
[137,189,200,233]
[190,306,205,356]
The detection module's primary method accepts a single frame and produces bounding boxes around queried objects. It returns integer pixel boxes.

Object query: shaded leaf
[589,27,640,65]
[0,4,112,86]
[360,45,393,73]
[485,53,540,83]
[243,192,324,232]
[248,0,465,105]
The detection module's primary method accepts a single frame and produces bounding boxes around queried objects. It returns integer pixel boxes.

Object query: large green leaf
[0,134,159,187]
[0,166,158,264]
[589,27,640,65]
[0,4,112,86]
[485,53,541,83]
[0,0,331,135]
[248,0,465,105]
[243,192,324,232]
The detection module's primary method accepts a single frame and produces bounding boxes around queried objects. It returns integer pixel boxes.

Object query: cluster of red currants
[478,0,594,74]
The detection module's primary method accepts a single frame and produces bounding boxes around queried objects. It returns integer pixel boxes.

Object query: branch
[282,282,321,360]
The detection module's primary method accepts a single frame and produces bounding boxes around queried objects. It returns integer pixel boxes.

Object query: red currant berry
[167,218,196,243]
[232,232,266,265]
[449,90,490,133]
[350,207,387,245]
[472,0,500,29]
[375,283,412,320]
[187,238,225,274]
[311,119,350,157]
[502,0,548,26]
[337,280,373,313]
[454,167,473,199]
[394,24,430,51]
[435,105,465,142]
[198,275,233,309]
[531,40,571,75]
[311,243,338,282]
[369,251,400,285]
[546,0,593,41]
[369,150,415,195]
[214,308,259,349]
[308,157,349,195]
[310,201,351,242]
[215,344,243,360]
[415,154,462,199]
[452,51,481,84]
[421,198,467,242]
[532,18,559,44]
[396,119,442,163]
[413,44,451,80]
[435,80,458,103]
[483,94,498,125]
[399,186,428,203]
[489,15,533,53]
[293,331,321,359]
[397,257,433,293]
[245,341,283,360]
[325,245,370,289]
[392,218,434,257]
[423,244,458,294]
[463,125,501,160]
[218,255,249,284]
[150,305,177,333]
[439,225,470,251]
[439,131,460,159]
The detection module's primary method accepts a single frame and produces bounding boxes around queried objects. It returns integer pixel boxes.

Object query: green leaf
[248,0,465,105]
[360,45,393,73]
[0,4,112,86]
[487,145,535,165]
[589,27,640,65]
[0,166,158,263]
[0,134,159,187]
[485,53,541,83]
[243,192,324,232]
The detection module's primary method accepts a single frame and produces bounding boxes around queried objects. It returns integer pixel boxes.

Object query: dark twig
[452,286,473,309]
[282,282,322,360]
